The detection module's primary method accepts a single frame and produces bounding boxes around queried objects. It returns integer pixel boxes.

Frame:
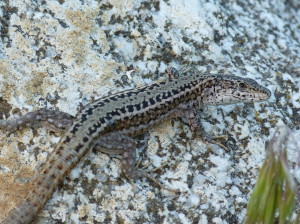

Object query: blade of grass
[245,126,297,224]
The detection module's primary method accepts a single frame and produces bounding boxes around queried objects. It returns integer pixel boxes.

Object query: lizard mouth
[250,86,272,100]
[253,88,272,101]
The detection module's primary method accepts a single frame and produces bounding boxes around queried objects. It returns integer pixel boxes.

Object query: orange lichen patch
[0,155,36,220]
[56,30,90,65]
[65,8,98,33]
[0,60,18,100]
[24,71,49,97]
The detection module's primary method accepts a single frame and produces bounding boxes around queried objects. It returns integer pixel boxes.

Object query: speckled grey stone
[0,0,299,223]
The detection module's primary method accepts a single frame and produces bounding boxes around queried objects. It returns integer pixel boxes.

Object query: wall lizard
[0,70,271,224]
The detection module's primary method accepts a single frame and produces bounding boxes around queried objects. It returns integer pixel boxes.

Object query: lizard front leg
[181,108,229,151]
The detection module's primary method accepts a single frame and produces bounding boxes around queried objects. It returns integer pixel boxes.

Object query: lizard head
[201,75,271,105]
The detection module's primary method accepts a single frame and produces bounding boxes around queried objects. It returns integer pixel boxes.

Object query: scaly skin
[1,72,271,224]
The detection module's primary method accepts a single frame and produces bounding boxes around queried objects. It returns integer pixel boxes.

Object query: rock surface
[0,0,299,223]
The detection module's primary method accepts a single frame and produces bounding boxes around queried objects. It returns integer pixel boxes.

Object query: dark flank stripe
[135,103,141,110]
[86,107,94,115]
[70,123,81,134]
[149,98,155,105]
[142,101,148,108]
[83,137,89,142]
[75,144,84,152]
[126,105,134,112]
[63,136,71,143]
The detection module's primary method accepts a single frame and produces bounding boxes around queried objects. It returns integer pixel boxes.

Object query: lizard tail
[1,199,38,224]
[1,171,63,224]
[1,149,71,224]
[2,124,97,224]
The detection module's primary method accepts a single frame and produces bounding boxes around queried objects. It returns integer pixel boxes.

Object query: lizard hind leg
[122,145,178,193]
[0,109,74,133]
[94,132,178,193]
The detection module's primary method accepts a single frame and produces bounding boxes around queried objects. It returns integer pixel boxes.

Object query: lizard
[0,69,271,224]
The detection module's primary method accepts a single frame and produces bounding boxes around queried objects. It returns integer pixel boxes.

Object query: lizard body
[1,72,270,224]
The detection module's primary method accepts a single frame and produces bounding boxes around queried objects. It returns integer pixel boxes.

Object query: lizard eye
[239,83,246,88]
